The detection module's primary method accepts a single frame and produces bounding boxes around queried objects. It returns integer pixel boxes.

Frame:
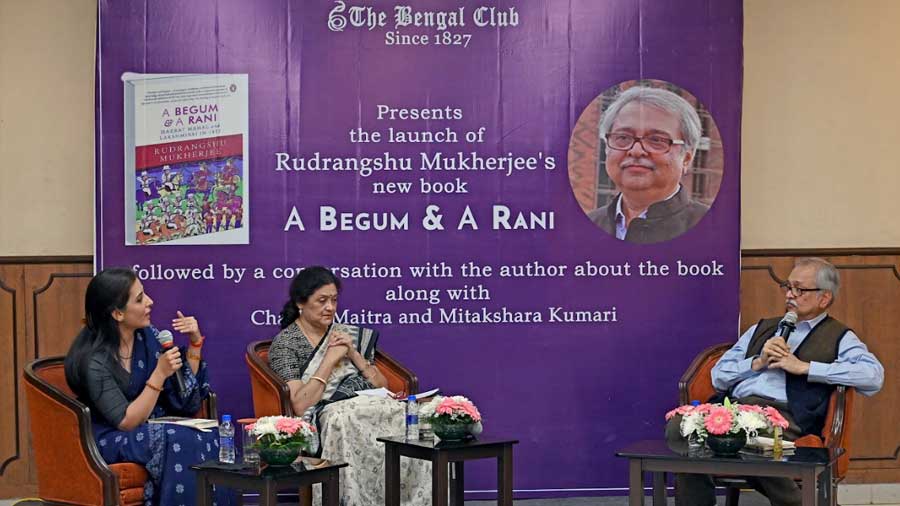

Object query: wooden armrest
[375,349,418,394]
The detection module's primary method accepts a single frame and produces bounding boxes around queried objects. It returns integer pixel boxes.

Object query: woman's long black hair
[64,268,136,399]
[278,266,341,329]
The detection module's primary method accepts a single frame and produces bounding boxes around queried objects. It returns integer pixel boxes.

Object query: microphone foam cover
[156,329,174,346]
[783,311,798,325]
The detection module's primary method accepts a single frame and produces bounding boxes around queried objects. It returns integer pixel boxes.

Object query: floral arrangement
[247,416,317,451]
[422,395,482,425]
[665,398,788,441]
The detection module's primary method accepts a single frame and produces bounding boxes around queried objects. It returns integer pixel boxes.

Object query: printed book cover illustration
[123,73,249,245]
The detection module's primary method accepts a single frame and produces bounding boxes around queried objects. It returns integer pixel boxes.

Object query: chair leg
[299,484,313,506]
[725,485,741,506]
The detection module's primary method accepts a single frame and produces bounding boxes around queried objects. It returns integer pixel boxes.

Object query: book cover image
[123,73,249,245]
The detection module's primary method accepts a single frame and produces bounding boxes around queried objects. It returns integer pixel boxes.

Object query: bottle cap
[222,414,232,422]
[690,400,701,406]
[407,395,417,401]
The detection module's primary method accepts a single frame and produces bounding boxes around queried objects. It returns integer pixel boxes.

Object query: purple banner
[97,0,742,495]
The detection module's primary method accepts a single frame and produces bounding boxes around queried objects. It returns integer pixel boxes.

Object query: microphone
[777,311,798,340]
[155,329,186,395]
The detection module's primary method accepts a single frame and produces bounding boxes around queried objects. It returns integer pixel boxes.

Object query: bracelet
[145,381,163,393]
[189,336,205,348]
[187,349,202,361]
[310,376,327,387]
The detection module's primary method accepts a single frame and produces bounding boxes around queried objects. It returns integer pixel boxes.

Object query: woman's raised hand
[156,347,183,378]
[172,310,203,344]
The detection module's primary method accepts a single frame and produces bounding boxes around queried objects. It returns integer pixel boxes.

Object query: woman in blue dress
[64,267,234,506]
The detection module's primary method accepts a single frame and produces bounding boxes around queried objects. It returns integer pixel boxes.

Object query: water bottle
[218,414,235,464]
[405,395,420,440]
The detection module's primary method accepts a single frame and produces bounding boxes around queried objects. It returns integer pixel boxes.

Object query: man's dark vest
[744,315,849,436]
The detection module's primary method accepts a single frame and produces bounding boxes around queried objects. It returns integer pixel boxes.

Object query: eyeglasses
[778,281,820,297]
[604,133,686,154]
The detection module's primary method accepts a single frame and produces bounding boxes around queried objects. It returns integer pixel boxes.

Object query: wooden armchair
[679,343,855,506]
[245,339,418,506]
[23,356,217,506]
[245,339,418,417]
[244,339,419,418]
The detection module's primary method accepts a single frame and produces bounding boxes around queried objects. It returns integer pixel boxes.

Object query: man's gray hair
[598,86,703,156]
[796,257,840,299]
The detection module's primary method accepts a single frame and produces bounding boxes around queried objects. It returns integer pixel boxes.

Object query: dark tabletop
[377,435,519,449]
[192,458,347,478]
[616,439,843,468]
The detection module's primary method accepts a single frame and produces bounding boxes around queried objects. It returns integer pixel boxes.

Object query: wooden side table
[377,435,518,506]
[616,440,842,506]
[192,459,347,506]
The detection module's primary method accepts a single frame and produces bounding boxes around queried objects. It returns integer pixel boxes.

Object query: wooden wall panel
[28,267,93,358]
[0,266,22,490]
[0,259,92,498]
[741,254,900,484]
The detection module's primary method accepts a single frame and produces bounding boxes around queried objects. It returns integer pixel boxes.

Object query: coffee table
[616,439,843,506]
[192,459,347,506]
[377,435,518,506]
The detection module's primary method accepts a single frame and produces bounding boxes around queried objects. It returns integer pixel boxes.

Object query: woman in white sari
[268,266,429,506]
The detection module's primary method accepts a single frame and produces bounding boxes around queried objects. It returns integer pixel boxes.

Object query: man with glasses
[587,86,709,243]
[670,258,884,506]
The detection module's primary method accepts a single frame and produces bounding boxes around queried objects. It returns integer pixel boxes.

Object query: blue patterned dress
[86,326,235,506]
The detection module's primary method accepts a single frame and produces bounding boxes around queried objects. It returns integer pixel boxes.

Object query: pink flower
[435,398,482,422]
[665,405,697,420]
[704,406,734,435]
[763,406,789,429]
[738,404,765,414]
[275,417,305,435]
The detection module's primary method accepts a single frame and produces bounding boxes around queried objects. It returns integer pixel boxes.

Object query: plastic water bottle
[218,414,235,464]
[405,395,420,440]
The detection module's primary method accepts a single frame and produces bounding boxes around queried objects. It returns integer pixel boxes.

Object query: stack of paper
[356,387,440,399]
[148,417,219,432]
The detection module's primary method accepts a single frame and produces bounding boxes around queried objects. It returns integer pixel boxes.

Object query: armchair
[679,343,855,506]
[245,339,418,417]
[244,339,418,506]
[23,356,217,506]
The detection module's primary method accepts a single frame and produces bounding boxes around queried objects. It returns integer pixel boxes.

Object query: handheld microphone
[777,311,798,340]
[155,329,186,395]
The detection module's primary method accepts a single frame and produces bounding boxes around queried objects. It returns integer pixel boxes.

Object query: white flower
[736,411,768,436]
[419,396,444,419]
[680,412,706,439]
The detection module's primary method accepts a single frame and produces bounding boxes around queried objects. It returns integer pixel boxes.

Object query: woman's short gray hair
[796,257,840,299]
[598,86,702,157]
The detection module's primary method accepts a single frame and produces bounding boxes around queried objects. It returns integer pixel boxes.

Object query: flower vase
[705,430,747,456]
[259,446,301,466]
[432,419,470,441]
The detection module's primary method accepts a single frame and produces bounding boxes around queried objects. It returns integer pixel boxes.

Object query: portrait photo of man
[568,81,723,244]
